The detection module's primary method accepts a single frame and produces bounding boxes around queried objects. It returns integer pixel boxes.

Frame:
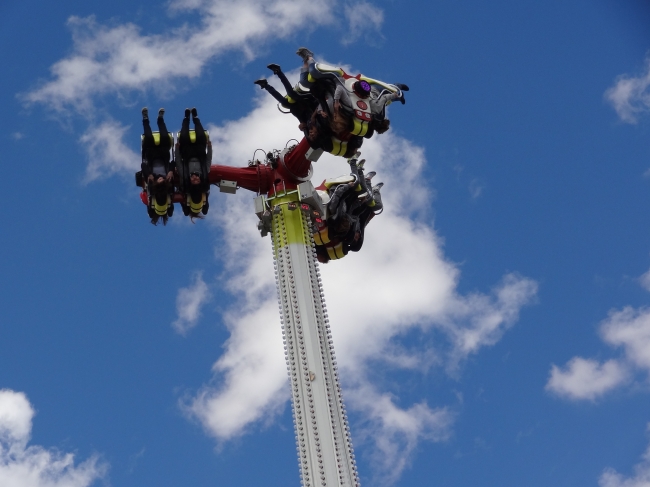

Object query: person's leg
[141,108,156,180]
[179,112,191,147]
[273,66,295,95]
[178,111,191,190]
[191,112,209,190]
[192,116,207,148]
[254,78,289,105]
[142,114,154,147]
[156,109,171,150]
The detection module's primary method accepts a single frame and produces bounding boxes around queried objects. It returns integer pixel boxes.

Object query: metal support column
[270,192,360,487]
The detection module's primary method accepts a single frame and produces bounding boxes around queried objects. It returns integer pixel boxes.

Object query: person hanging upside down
[254,64,334,149]
[290,47,408,156]
[176,107,211,218]
[138,107,175,225]
[312,153,384,263]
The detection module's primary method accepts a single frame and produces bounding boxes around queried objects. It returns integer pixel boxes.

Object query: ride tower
[205,138,361,487]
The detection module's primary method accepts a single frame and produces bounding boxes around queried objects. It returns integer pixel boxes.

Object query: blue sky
[2,0,650,486]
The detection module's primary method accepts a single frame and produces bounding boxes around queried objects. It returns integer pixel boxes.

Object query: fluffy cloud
[342,2,384,45]
[599,425,650,487]
[346,383,453,485]
[605,56,650,124]
[23,0,383,113]
[173,271,211,335]
[0,389,107,487]
[174,91,537,481]
[547,306,650,401]
[546,358,628,401]
[80,120,140,182]
[602,307,650,370]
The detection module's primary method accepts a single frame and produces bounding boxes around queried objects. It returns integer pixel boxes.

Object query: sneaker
[267,63,282,75]
[347,151,361,164]
[142,107,149,120]
[394,83,409,91]
[296,47,314,61]
[254,78,269,89]
[365,171,376,180]
[184,108,190,119]
[158,108,165,119]
[191,107,198,118]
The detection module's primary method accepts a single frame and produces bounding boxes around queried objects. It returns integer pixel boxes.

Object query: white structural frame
[269,192,360,487]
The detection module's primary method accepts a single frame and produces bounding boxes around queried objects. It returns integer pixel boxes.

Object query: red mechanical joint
[208,164,275,194]
[275,137,312,184]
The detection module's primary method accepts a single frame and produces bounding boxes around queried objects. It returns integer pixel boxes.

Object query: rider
[291,47,406,155]
[313,154,383,263]
[254,64,335,150]
[177,108,211,217]
[140,107,175,225]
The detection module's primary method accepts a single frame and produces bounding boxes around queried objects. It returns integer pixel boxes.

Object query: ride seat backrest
[141,132,173,148]
[176,130,210,146]
[323,175,355,189]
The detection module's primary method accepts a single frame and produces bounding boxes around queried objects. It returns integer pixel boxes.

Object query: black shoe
[394,83,409,91]
[267,63,281,75]
[191,107,198,118]
[184,108,190,119]
[396,91,406,105]
[142,107,149,120]
[254,78,269,89]
[158,108,165,119]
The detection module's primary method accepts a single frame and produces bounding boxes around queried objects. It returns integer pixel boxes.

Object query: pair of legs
[178,108,208,212]
[142,108,173,184]
[179,108,206,150]
[142,108,171,165]
[254,64,317,125]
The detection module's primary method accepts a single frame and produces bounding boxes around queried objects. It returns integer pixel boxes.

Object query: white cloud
[640,267,650,292]
[346,383,453,485]
[173,272,211,335]
[23,0,384,113]
[11,132,24,140]
[605,56,650,124]
[79,120,140,183]
[342,2,384,44]
[601,307,650,371]
[0,390,33,448]
[546,306,650,401]
[0,389,107,487]
[546,357,628,401]
[172,92,538,480]
[600,424,650,487]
